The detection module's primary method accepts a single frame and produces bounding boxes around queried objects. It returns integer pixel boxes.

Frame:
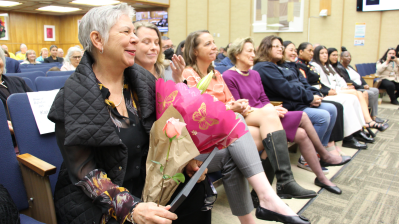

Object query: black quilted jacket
[48,52,156,224]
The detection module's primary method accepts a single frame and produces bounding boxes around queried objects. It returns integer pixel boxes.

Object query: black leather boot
[263,130,317,199]
[251,157,275,208]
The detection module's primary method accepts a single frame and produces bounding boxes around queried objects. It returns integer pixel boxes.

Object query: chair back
[35,76,69,91]
[21,67,52,74]
[0,100,30,211]
[6,71,46,83]
[7,93,63,194]
[22,77,37,92]
[355,63,367,76]
[215,66,229,74]
[365,63,376,75]
[20,63,60,69]
[46,70,74,77]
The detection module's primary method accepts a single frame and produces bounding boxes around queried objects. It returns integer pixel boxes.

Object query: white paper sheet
[27,90,59,135]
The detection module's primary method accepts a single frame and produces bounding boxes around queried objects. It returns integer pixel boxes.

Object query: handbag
[0,184,20,224]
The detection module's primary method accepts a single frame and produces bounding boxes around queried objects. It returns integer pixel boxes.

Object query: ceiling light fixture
[69,0,120,6]
[0,1,22,7]
[37,5,81,13]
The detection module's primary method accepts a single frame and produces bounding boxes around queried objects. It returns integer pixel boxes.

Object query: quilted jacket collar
[48,52,156,147]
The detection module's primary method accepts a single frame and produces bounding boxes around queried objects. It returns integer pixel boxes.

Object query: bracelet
[127,201,141,224]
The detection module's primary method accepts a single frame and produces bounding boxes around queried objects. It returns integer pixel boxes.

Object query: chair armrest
[17,153,57,224]
[270,101,283,106]
[17,153,56,177]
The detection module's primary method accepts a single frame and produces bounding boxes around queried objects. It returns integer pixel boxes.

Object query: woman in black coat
[48,4,209,224]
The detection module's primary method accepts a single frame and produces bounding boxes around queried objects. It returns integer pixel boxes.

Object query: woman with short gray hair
[21,50,40,64]
[60,47,82,71]
[48,3,210,224]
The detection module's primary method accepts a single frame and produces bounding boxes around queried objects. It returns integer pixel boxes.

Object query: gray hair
[65,47,83,63]
[161,36,170,41]
[78,3,135,53]
[20,43,27,49]
[0,48,6,74]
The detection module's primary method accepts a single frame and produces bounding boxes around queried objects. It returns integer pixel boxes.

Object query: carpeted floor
[300,106,399,224]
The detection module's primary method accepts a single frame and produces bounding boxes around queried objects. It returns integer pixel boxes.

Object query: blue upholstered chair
[21,77,37,92]
[6,71,45,83]
[7,93,63,196]
[35,75,69,91]
[20,66,52,74]
[0,100,46,223]
[46,70,74,77]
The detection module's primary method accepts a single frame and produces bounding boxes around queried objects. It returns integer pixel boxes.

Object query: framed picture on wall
[44,25,55,41]
[0,13,10,40]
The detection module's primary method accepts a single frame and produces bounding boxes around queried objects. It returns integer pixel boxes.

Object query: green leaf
[163,174,171,180]
[172,173,185,184]
[159,165,164,174]
[151,160,162,166]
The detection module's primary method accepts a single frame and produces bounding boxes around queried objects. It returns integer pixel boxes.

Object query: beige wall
[168,0,399,66]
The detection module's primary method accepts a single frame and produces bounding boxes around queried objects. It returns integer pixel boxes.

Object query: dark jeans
[379,79,399,103]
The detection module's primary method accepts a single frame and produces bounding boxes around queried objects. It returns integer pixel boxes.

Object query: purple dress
[223,69,302,142]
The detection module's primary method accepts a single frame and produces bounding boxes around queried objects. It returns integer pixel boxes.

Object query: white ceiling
[0,0,168,16]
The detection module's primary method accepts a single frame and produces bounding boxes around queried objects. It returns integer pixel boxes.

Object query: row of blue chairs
[6,71,73,91]
[0,95,61,223]
[21,76,69,92]
[355,63,376,77]
[20,63,63,74]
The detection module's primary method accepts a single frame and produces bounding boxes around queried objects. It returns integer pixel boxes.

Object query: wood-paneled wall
[0,12,83,57]
[168,0,399,65]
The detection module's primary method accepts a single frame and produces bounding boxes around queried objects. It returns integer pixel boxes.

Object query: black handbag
[0,184,20,224]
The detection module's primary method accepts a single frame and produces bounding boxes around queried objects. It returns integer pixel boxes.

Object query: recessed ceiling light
[0,1,22,7]
[69,0,120,6]
[37,5,81,13]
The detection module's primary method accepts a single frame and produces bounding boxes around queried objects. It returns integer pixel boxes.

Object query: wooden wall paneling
[59,15,83,45]
[186,0,208,34]
[167,0,187,44]
[230,0,251,45]
[208,0,230,49]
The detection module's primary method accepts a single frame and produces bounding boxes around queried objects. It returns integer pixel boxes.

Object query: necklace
[115,87,124,107]
[234,66,249,76]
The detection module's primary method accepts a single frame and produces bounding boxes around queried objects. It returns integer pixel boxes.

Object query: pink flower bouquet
[156,79,247,154]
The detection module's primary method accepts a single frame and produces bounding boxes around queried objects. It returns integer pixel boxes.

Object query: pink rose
[162,117,186,138]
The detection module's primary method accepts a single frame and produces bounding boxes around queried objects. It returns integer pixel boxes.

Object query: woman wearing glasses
[60,47,82,71]
[376,47,399,105]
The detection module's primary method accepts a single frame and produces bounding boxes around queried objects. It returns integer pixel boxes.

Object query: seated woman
[335,49,382,123]
[43,45,64,63]
[311,45,388,132]
[36,48,48,63]
[295,42,372,149]
[223,37,350,193]
[20,50,40,64]
[60,47,82,71]
[376,47,399,105]
[0,48,32,152]
[134,25,310,224]
[48,4,213,224]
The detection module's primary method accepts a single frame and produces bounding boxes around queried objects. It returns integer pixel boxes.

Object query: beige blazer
[376,60,399,83]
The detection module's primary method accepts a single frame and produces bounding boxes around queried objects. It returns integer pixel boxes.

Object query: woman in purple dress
[223,37,350,194]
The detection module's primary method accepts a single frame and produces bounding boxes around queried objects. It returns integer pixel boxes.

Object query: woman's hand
[328,89,337,96]
[133,202,177,224]
[185,159,208,183]
[274,105,287,118]
[170,55,186,83]
[363,85,370,90]
[229,101,246,114]
[311,95,322,107]
[8,121,14,135]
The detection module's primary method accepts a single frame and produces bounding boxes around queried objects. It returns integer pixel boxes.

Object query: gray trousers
[359,87,379,117]
[196,115,263,216]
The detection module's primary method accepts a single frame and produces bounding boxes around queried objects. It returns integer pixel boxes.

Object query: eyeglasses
[272,45,285,51]
[72,56,82,59]
[162,45,175,49]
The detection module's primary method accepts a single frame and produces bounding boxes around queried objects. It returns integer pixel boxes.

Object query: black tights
[379,79,399,103]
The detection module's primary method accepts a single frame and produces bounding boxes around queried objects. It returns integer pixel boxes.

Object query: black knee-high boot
[263,130,317,199]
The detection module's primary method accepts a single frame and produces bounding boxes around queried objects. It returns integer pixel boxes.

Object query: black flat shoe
[256,206,311,223]
[319,156,351,167]
[314,178,342,194]
[342,137,367,149]
[353,131,375,143]
[374,117,384,123]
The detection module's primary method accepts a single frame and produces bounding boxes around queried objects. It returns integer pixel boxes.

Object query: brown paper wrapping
[142,106,200,206]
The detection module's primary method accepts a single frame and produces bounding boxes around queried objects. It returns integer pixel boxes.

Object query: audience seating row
[6,71,73,92]
[355,63,376,77]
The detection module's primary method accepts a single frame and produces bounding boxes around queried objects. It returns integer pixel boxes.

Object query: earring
[100,47,103,54]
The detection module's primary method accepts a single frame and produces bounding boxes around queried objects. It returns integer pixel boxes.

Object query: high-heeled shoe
[256,206,311,223]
